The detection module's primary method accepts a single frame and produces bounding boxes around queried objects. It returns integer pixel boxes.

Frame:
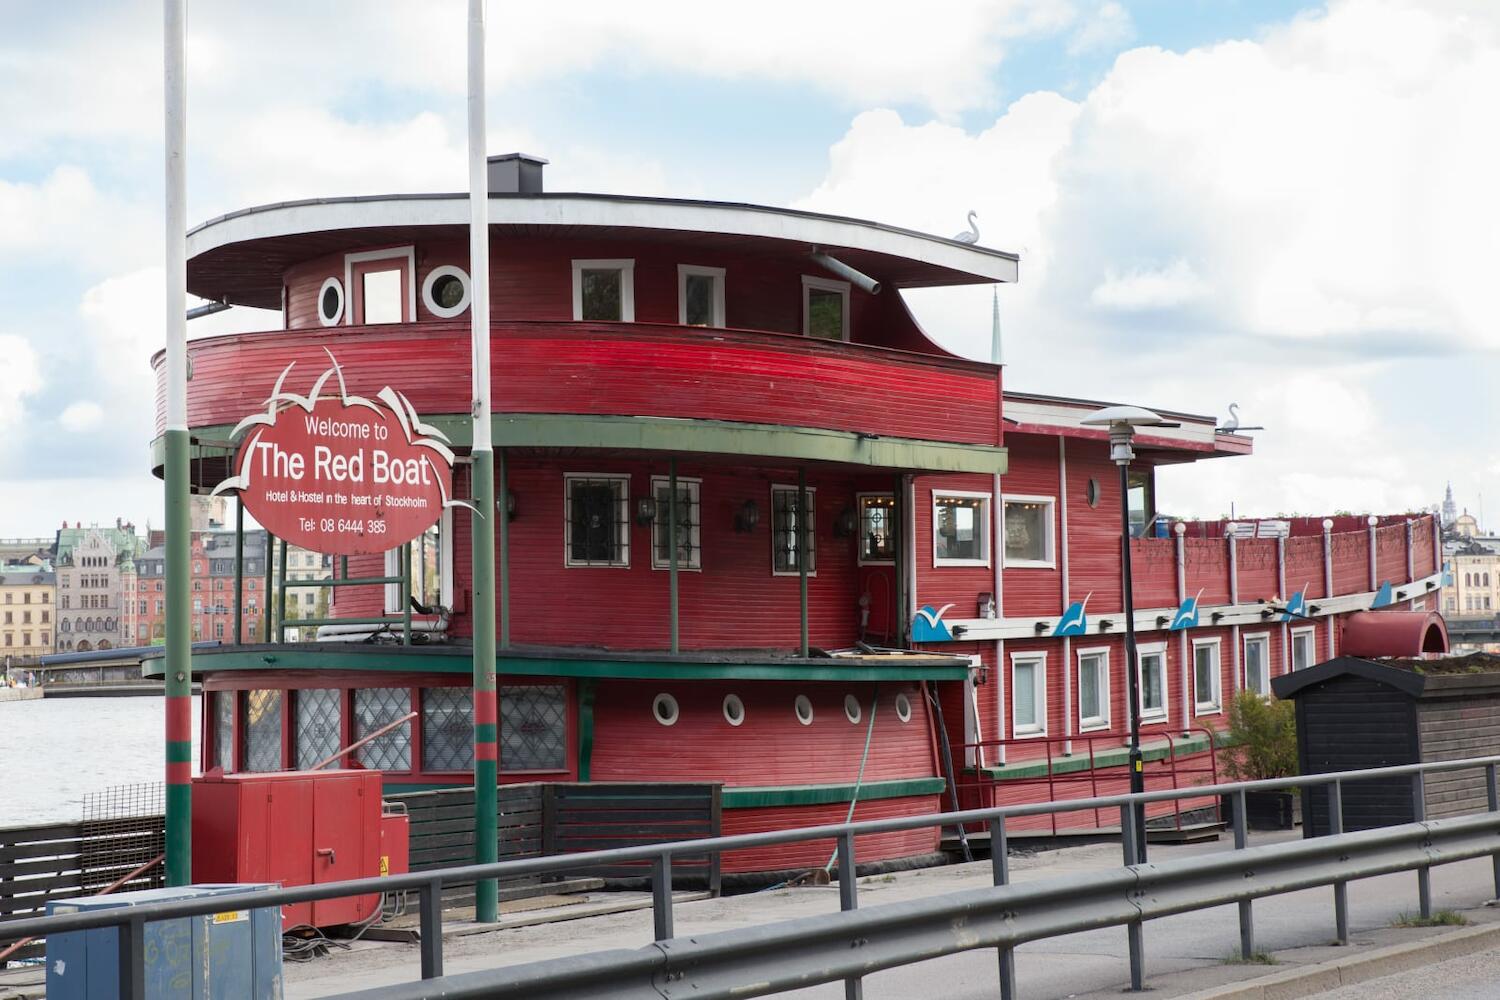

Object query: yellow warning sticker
[379,855,390,877]
[212,911,247,924]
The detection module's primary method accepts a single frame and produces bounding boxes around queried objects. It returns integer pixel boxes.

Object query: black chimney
[487,153,547,194]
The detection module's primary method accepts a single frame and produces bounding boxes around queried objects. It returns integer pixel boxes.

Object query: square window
[1011,654,1047,736]
[678,265,725,327]
[361,268,403,324]
[651,476,702,570]
[857,494,897,565]
[1003,496,1056,567]
[214,690,234,771]
[241,689,284,772]
[572,259,635,322]
[1291,628,1316,672]
[934,492,990,566]
[1077,648,1110,731]
[422,688,475,772]
[1243,634,1271,694]
[565,474,630,567]
[500,685,568,771]
[354,687,412,771]
[771,485,817,575]
[1138,645,1168,720]
[1193,641,1222,714]
[802,276,849,341]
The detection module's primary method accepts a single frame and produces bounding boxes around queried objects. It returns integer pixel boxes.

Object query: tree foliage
[1223,690,1298,781]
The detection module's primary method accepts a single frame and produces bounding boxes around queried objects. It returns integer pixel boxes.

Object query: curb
[1180,921,1500,1000]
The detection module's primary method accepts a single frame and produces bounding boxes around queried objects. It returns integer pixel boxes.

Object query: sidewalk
[275,832,1500,999]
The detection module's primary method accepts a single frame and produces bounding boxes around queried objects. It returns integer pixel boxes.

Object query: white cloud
[1090,259,1209,311]
[58,402,105,433]
[0,166,156,270]
[0,334,42,436]
[1068,1,1135,56]
[797,0,1500,517]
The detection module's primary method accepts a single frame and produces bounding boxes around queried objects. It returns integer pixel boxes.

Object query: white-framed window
[771,485,816,575]
[1010,652,1047,737]
[1291,626,1316,672]
[678,265,725,327]
[1137,641,1168,722]
[650,476,701,571]
[856,493,896,565]
[1003,495,1056,568]
[1242,632,1271,695]
[386,509,454,613]
[1192,638,1222,715]
[421,265,471,319]
[565,474,631,568]
[933,491,991,567]
[345,246,416,325]
[317,277,345,326]
[1077,646,1111,731]
[572,259,636,322]
[801,275,850,341]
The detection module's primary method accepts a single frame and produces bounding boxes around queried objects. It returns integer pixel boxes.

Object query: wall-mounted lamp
[1099,618,1114,630]
[1155,615,1169,628]
[635,497,658,525]
[734,499,760,533]
[834,506,857,538]
[1210,611,1225,623]
[496,491,517,521]
[1034,621,1049,633]
[970,659,989,685]
[977,592,996,619]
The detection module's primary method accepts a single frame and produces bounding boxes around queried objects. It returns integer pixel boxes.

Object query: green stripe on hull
[722,777,946,809]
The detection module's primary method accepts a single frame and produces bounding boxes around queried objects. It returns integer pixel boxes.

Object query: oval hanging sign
[211,354,461,555]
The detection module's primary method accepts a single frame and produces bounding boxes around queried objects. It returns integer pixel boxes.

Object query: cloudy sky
[1,0,1494,537]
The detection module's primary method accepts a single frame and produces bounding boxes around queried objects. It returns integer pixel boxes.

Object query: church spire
[990,286,1002,365]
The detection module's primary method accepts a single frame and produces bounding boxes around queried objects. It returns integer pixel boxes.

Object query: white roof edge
[1004,397,1219,446]
[185,194,1019,285]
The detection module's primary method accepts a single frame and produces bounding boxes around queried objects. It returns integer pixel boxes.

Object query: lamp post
[1082,405,1177,864]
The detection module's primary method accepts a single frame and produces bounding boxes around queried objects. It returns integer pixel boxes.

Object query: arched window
[1466,573,1473,587]
[1486,573,1492,587]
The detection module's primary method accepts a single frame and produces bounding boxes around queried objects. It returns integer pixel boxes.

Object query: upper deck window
[572,259,636,322]
[565,474,631,568]
[422,265,471,319]
[678,265,725,327]
[1003,495,1056,568]
[934,491,991,567]
[857,493,896,565]
[772,485,817,575]
[801,275,850,341]
[345,246,415,324]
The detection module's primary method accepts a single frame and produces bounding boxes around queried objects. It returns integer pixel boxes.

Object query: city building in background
[137,528,268,644]
[0,562,55,666]
[53,521,144,651]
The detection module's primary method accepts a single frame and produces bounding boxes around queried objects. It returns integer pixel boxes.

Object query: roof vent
[487,153,547,194]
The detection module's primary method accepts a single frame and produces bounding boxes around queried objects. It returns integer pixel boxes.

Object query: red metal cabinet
[192,770,383,928]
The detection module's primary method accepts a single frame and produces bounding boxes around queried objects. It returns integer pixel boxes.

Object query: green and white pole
[467,0,500,924]
[162,0,193,887]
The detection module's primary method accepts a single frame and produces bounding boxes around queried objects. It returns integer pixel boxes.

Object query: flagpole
[161,0,193,888]
[467,0,499,924]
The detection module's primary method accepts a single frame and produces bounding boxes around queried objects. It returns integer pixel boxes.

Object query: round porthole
[722,694,745,727]
[652,693,679,727]
[318,277,345,326]
[1086,478,1101,508]
[794,694,814,726]
[895,693,913,723]
[844,694,863,724]
[421,265,471,319]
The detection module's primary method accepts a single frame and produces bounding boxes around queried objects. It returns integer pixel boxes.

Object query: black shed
[1272,653,1500,836]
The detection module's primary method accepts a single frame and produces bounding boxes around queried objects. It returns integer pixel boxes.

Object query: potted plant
[1221,689,1300,829]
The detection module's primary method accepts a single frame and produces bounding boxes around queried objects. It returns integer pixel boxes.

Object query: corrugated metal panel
[1330,531,1371,595]
[1064,445,1124,612]
[1285,536,1326,600]
[166,321,999,444]
[1235,539,1279,604]
[1130,539,1178,610]
[1182,540,1231,606]
[1412,518,1437,578]
[1375,523,1407,583]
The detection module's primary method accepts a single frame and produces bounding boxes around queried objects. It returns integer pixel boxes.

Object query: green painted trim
[470,446,499,924]
[166,741,194,763]
[154,414,1008,477]
[577,679,596,783]
[144,646,971,683]
[382,781,468,795]
[163,427,193,887]
[474,722,497,743]
[722,777,946,809]
[973,730,1232,781]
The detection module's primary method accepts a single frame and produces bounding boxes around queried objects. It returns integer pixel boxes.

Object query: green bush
[1222,690,1298,781]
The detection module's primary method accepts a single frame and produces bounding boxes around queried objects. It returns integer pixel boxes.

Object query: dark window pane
[242,689,283,772]
[807,288,843,340]
[422,687,474,771]
[937,496,988,562]
[653,482,700,569]
[859,495,895,562]
[568,479,625,565]
[684,274,715,326]
[500,686,567,771]
[1002,500,1049,563]
[581,269,622,321]
[1127,470,1153,537]
[354,687,412,771]
[432,274,465,310]
[320,285,339,320]
[295,688,342,770]
[772,488,816,573]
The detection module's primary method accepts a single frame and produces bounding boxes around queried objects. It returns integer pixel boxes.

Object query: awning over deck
[1338,611,1449,659]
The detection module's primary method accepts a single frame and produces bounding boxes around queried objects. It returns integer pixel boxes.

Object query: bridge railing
[6,753,1500,998]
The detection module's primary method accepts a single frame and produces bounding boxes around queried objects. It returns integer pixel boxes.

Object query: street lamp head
[1082,405,1176,465]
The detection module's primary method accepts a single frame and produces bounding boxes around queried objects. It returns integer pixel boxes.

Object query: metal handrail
[6,752,1500,996]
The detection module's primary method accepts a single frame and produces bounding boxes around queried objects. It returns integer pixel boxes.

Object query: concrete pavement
[274,830,1500,999]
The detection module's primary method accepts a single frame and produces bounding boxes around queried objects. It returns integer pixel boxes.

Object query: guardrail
[6,755,1500,999]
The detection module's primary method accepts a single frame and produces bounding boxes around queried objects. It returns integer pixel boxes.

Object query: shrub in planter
[1222,690,1300,829]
